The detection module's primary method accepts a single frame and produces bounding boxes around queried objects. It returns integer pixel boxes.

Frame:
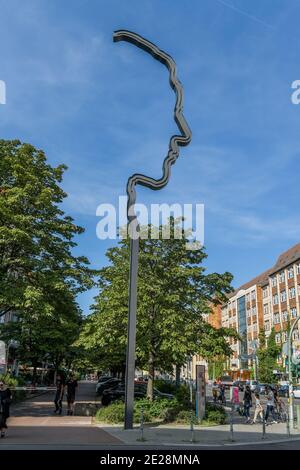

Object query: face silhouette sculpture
[113,30,192,223]
[113,30,192,428]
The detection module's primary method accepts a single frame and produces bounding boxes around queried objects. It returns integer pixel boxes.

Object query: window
[297,263,300,275]
[253,323,257,332]
[264,320,270,331]
[282,332,287,342]
[275,333,281,344]
[263,304,269,315]
[288,267,294,279]
[252,306,257,315]
[263,287,269,298]
[271,277,277,287]
[247,309,251,318]
[274,313,280,324]
[289,287,296,299]
[279,271,285,283]
[273,294,278,305]
[251,290,256,300]
[292,330,299,341]
[291,307,298,318]
[246,293,250,302]
[282,310,288,322]
[280,290,287,302]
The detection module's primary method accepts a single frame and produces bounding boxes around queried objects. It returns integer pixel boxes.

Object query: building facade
[221,243,300,374]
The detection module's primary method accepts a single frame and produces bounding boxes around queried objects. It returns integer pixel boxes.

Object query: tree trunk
[147,352,155,400]
[175,364,181,388]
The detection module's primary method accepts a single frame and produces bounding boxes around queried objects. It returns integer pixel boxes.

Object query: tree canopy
[0,139,95,373]
[78,219,235,397]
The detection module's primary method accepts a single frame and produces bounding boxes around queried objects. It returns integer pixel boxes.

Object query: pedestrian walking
[243,385,252,423]
[66,374,78,416]
[54,374,65,415]
[265,386,278,424]
[219,384,226,405]
[231,385,240,412]
[212,381,219,403]
[251,392,264,424]
[0,380,12,438]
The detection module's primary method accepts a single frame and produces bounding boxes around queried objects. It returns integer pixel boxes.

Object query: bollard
[286,407,290,437]
[138,407,145,442]
[261,417,266,439]
[190,412,195,443]
[229,406,234,442]
[296,405,300,431]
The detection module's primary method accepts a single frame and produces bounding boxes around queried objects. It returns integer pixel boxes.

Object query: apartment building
[182,304,222,382]
[221,242,300,374]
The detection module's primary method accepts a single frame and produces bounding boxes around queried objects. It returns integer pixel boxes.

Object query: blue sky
[1,0,300,313]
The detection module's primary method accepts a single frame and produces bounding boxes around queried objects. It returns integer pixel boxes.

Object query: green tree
[78,218,234,399]
[0,139,94,318]
[0,139,96,374]
[257,328,280,383]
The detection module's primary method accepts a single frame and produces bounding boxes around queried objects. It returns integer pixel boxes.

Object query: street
[2,381,300,450]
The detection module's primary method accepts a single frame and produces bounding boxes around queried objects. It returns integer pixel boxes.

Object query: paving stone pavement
[0,381,122,448]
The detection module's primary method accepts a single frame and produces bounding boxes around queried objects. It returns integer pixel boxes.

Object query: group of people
[231,384,286,425]
[54,374,78,416]
[0,373,78,439]
[212,381,226,404]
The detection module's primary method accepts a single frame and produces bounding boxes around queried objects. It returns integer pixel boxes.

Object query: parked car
[101,382,174,406]
[96,377,120,396]
[219,375,233,389]
[278,384,289,398]
[97,375,113,384]
[255,383,267,395]
[293,385,300,399]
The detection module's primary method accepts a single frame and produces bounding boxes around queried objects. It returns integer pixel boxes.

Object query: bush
[174,384,191,407]
[95,397,226,426]
[96,398,184,424]
[204,402,226,424]
[96,401,126,424]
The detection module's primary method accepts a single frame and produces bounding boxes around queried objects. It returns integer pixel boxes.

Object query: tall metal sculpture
[113,30,192,429]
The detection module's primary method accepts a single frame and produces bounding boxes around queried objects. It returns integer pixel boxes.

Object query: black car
[101,382,174,406]
[96,377,120,396]
[278,385,289,398]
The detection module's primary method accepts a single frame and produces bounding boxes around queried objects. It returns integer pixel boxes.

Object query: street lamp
[113,30,192,429]
[288,316,300,426]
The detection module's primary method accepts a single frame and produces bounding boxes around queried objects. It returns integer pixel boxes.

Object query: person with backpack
[219,383,226,405]
[65,374,78,416]
[243,385,252,423]
[265,386,278,424]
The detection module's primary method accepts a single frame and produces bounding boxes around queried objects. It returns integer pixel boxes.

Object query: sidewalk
[98,421,300,447]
